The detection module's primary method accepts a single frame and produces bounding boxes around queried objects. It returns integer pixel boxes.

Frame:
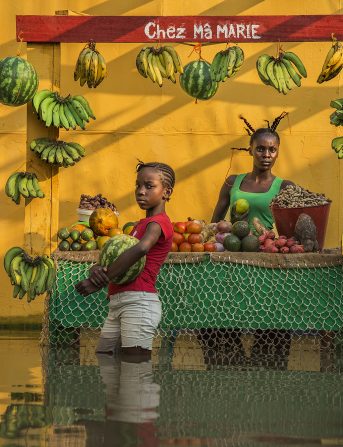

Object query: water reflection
[0,332,342,446]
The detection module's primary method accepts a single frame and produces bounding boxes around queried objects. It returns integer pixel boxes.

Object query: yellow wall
[0,1,342,319]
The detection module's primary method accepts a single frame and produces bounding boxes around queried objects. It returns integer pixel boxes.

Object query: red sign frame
[16,15,343,43]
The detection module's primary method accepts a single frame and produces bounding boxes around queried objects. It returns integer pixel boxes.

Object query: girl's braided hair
[233,112,288,151]
[136,161,176,193]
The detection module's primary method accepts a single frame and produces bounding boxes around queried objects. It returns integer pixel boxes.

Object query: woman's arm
[75,222,162,296]
[211,175,236,223]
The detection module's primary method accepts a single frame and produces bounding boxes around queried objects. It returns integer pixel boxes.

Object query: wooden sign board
[16,15,343,43]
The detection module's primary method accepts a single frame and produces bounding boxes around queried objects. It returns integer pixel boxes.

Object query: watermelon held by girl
[179,60,218,101]
[99,234,146,285]
[0,56,39,106]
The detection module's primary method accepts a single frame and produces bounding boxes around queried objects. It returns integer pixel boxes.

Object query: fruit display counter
[46,250,343,345]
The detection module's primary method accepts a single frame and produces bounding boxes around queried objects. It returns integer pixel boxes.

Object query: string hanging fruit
[32,90,96,130]
[180,60,218,101]
[210,45,244,82]
[3,246,56,302]
[317,36,343,84]
[256,47,307,94]
[30,138,85,168]
[136,45,183,86]
[74,41,107,88]
[5,172,44,204]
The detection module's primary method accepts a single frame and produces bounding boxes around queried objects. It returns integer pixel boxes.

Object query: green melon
[179,60,218,100]
[241,235,260,252]
[99,234,146,285]
[223,234,241,252]
[0,57,39,106]
[231,221,250,239]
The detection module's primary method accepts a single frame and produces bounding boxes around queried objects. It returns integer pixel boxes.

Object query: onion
[214,242,225,252]
[215,232,230,244]
[216,220,232,233]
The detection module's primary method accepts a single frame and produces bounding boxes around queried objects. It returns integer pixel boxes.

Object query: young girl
[212,115,294,227]
[75,161,175,358]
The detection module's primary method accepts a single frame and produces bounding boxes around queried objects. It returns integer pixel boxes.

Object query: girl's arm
[75,222,162,296]
[211,176,236,223]
[106,222,161,281]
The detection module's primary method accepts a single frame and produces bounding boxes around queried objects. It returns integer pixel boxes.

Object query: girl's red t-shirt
[108,212,173,295]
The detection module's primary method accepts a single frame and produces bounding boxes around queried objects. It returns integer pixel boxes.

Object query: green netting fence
[42,250,343,360]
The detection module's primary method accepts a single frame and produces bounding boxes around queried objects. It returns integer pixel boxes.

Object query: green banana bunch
[210,45,245,82]
[30,138,85,168]
[331,136,343,159]
[329,98,343,126]
[5,172,44,204]
[256,50,307,94]
[32,90,96,130]
[136,45,183,86]
[74,41,107,88]
[3,247,56,303]
[317,38,343,84]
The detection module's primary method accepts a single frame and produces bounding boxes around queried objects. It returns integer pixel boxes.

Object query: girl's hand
[89,266,110,288]
[75,279,101,296]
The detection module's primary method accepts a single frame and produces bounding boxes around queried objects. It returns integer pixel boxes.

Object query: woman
[211,116,294,227]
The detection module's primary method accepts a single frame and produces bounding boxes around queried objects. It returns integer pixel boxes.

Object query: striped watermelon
[0,57,39,106]
[179,60,218,100]
[99,234,146,284]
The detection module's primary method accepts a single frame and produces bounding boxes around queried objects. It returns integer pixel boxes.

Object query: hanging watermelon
[179,60,218,101]
[0,56,39,106]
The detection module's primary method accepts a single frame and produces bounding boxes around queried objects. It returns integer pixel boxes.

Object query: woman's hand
[75,278,101,296]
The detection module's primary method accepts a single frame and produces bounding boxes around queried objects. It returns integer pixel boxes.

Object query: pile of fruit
[79,193,118,213]
[5,172,44,204]
[4,247,55,302]
[258,232,305,254]
[57,208,122,252]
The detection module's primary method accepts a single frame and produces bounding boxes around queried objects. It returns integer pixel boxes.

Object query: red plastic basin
[270,203,331,251]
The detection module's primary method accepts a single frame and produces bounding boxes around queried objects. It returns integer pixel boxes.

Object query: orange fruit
[96,236,111,250]
[108,228,123,237]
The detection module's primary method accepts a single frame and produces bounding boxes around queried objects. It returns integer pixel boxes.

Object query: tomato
[204,242,216,252]
[191,243,204,252]
[174,222,187,234]
[170,241,179,252]
[173,232,185,245]
[179,242,192,252]
[188,233,203,244]
[186,221,202,234]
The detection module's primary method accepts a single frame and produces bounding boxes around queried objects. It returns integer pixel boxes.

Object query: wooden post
[25,43,60,256]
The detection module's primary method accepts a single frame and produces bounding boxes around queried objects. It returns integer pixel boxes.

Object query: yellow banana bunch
[30,138,86,168]
[3,246,56,302]
[5,172,44,204]
[74,41,107,88]
[211,45,245,82]
[317,38,343,84]
[136,46,183,87]
[32,90,96,130]
[256,50,307,94]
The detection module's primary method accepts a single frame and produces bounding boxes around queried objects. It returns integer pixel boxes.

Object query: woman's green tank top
[230,174,283,230]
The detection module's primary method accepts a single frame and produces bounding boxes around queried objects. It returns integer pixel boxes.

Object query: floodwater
[0,330,342,447]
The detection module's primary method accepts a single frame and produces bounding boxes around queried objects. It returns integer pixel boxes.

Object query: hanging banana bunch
[5,172,44,204]
[74,41,107,88]
[136,46,183,87]
[30,138,85,168]
[256,49,307,94]
[317,36,343,84]
[210,45,245,82]
[4,246,56,302]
